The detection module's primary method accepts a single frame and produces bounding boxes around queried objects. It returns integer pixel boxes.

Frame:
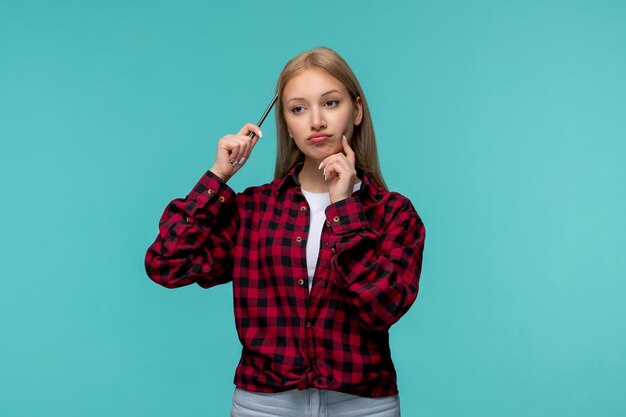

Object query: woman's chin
[308,144,341,158]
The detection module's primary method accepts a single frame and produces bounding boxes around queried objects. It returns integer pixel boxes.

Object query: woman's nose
[310,107,326,130]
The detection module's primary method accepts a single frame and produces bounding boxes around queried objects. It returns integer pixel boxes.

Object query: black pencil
[248,93,278,138]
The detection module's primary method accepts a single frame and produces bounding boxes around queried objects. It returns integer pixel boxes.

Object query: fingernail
[342,134,347,141]
[318,162,324,170]
[323,168,326,176]
[239,157,246,164]
[258,129,263,138]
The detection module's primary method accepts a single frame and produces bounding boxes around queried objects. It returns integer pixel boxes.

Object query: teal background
[1,0,625,416]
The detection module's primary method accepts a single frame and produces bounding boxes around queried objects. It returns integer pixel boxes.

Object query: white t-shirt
[301,182,362,291]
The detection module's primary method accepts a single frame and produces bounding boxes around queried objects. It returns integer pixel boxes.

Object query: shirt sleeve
[144,170,239,289]
[325,195,426,331]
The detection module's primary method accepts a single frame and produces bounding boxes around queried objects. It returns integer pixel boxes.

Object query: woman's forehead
[283,68,347,100]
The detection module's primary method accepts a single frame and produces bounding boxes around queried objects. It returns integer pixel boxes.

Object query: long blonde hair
[273,46,388,190]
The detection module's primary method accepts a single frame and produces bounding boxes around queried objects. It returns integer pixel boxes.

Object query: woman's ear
[354,96,363,126]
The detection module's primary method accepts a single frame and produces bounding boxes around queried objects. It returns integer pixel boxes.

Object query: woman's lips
[308,134,331,143]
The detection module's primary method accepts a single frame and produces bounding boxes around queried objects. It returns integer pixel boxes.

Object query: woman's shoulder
[235,177,281,200]
[381,190,420,216]
[363,173,416,207]
[365,178,423,224]
[235,168,300,200]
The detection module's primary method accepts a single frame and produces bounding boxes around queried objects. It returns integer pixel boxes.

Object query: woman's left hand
[320,135,358,204]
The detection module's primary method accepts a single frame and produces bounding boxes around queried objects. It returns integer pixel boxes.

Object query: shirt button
[305,321,311,328]
[184,216,191,223]
[207,188,214,195]
[331,247,336,253]
[300,206,306,211]
[218,196,225,202]
[296,236,302,243]
[333,216,340,223]
[297,279,305,286]
[325,241,329,246]
[325,221,330,228]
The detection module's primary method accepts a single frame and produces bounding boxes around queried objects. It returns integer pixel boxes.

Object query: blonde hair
[273,46,388,190]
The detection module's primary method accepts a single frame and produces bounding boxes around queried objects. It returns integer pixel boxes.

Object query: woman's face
[282,68,362,162]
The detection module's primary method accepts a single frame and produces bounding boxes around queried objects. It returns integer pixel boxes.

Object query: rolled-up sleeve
[144,170,239,289]
[325,196,426,331]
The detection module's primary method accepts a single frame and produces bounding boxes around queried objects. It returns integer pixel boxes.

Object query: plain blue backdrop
[1,1,625,416]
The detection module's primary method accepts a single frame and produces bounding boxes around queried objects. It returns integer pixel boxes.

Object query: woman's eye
[325,100,339,107]
[291,106,304,114]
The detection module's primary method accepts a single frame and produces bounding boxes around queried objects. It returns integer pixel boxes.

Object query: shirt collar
[273,161,382,201]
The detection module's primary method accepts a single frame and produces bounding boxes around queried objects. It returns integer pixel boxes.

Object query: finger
[230,141,242,163]
[233,138,249,163]
[237,122,263,140]
[225,137,246,163]
[342,134,356,165]
[326,154,356,180]
[243,137,256,162]
[240,128,264,165]
[319,152,347,170]
[322,158,344,181]
[218,135,238,162]
[237,135,254,163]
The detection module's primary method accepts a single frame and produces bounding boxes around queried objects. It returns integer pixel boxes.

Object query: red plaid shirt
[145,162,426,397]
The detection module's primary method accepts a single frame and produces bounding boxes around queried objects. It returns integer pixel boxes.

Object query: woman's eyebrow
[286,89,342,104]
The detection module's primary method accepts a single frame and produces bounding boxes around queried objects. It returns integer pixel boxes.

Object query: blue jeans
[231,387,401,417]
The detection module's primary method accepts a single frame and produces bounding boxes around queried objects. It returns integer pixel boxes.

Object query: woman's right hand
[209,123,262,182]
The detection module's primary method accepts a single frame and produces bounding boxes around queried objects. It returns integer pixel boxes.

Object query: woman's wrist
[209,166,230,183]
[329,192,351,205]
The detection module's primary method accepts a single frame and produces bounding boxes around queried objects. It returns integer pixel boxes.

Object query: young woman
[145,46,426,417]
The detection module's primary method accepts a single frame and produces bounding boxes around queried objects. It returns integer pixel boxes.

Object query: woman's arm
[144,170,239,289]
[325,195,426,332]
[145,122,262,289]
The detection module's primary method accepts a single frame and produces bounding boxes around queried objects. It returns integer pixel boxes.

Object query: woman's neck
[297,157,361,193]
[297,158,328,192]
